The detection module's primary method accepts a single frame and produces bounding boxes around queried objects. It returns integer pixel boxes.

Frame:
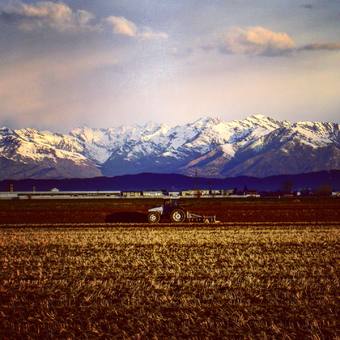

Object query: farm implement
[147,199,219,224]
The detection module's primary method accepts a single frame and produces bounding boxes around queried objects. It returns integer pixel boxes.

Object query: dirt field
[0,225,339,338]
[1,197,340,224]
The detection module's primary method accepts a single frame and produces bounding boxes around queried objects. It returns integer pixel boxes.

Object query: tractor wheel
[148,211,161,224]
[170,209,186,223]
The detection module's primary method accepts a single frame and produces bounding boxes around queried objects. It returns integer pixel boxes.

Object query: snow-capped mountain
[0,114,339,180]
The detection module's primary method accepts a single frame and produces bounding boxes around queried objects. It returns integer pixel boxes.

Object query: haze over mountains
[0,114,339,180]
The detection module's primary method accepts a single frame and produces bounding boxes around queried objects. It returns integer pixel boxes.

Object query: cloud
[218,26,295,57]
[299,43,340,51]
[0,1,98,32]
[105,15,168,40]
[0,2,168,40]
[105,16,137,37]
[202,25,340,58]
[138,28,168,41]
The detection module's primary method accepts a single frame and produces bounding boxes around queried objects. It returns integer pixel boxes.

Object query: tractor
[147,198,218,224]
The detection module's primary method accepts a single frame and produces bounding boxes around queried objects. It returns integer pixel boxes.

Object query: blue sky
[0,0,339,131]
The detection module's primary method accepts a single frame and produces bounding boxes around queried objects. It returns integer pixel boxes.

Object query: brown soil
[0,197,339,224]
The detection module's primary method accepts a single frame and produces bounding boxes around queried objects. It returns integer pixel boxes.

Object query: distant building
[222,189,235,196]
[142,191,164,197]
[200,190,210,197]
[181,190,197,197]
[242,189,258,197]
[209,189,222,196]
[168,191,181,197]
[121,191,143,198]
[0,193,18,200]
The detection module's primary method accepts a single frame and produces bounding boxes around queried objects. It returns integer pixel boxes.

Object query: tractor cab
[163,199,180,214]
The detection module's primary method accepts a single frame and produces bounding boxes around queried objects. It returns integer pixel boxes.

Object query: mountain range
[0,114,339,180]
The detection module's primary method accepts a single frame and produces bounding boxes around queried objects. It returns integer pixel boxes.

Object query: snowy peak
[0,127,86,164]
[243,113,277,126]
[0,114,339,179]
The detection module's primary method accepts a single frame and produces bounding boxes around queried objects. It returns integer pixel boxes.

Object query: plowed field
[0,197,339,224]
[0,225,339,338]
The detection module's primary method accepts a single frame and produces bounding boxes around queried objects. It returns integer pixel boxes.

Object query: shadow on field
[105,211,147,223]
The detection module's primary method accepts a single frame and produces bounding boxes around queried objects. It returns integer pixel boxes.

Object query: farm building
[142,191,165,197]
[0,193,18,200]
[168,191,181,197]
[222,189,235,196]
[0,191,122,200]
[200,190,211,197]
[209,189,223,196]
[121,191,143,198]
[181,190,200,197]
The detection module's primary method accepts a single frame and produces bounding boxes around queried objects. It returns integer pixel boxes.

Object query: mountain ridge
[0,114,339,180]
[1,170,339,192]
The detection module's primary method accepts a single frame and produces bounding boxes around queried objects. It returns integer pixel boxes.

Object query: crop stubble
[0,225,339,338]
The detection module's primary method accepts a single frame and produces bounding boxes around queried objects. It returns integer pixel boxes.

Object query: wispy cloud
[105,15,168,40]
[218,26,295,57]
[0,1,168,40]
[0,1,98,32]
[203,26,340,57]
[138,28,168,41]
[299,43,340,51]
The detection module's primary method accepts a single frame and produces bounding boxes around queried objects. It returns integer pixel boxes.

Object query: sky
[0,0,339,131]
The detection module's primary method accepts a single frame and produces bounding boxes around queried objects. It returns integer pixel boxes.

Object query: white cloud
[105,15,168,40]
[218,26,295,56]
[105,16,137,37]
[0,2,168,40]
[0,1,98,32]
